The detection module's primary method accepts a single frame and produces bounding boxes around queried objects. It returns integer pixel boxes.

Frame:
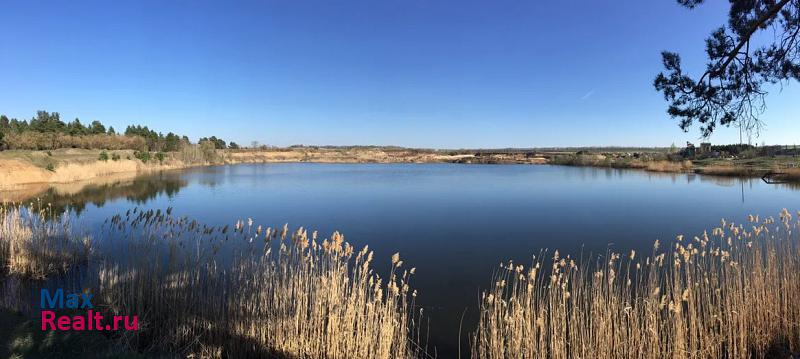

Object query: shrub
[180,142,219,164]
[45,163,55,171]
[98,150,109,161]
[111,153,121,161]
[134,151,150,163]
[155,152,165,164]
[2,132,147,151]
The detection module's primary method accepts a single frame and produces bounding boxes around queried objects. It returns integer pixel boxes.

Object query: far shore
[1,147,798,191]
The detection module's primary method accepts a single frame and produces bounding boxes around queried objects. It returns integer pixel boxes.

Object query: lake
[7,163,800,356]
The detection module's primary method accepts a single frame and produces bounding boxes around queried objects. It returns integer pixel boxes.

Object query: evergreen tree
[164,132,180,151]
[655,0,800,137]
[29,111,65,133]
[68,118,87,136]
[90,120,106,134]
[9,119,27,133]
[0,111,192,151]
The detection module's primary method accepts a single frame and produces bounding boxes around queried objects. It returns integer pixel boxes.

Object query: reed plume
[0,205,426,358]
[472,209,800,358]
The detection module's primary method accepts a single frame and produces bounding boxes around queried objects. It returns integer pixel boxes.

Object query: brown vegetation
[2,132,147,151]
[0,156,183,189]
[784,168,800,180]
[641,160,693,172]
[3,202,800,358]
[0,207,90,278]
[549,153,693,173]
[2,145,799,189]
[0,206,425,358]
[695,163,763,177]
[472,209,800,358]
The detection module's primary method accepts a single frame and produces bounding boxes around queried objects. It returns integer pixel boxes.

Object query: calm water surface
[9,163,800,356]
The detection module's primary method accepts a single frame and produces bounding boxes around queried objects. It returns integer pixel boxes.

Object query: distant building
[699,142,712,154]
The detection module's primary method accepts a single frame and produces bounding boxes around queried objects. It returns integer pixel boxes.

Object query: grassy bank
[2,147,799,190]
[0,149,190,189]
[548,153,693,172]
[0,147,538,189]
[551,151,800,180]
[694,157,800,180]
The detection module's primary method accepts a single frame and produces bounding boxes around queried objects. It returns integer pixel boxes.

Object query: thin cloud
[580,89,595,100]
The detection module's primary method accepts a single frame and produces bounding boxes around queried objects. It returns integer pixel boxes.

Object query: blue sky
[1,0,797,148]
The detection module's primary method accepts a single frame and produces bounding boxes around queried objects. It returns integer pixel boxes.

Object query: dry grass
[642,160,693,172]
[0,206,426,358]
[0,156,159,189]
[7,201,800,358]
[472,209,800,358]
[695,163,762,177]
[696,165,800,181]
[1,132,147,151]
[550,154,693,174]
[0,206,90,278]
[781,168,800,181]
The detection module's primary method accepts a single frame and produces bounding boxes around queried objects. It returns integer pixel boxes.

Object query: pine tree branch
[698,0,793,84]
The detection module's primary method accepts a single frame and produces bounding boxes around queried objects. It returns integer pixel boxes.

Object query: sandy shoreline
[0,147,547,190]
[1,148,797,194]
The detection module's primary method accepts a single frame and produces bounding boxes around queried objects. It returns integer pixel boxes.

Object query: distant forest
[0,111,239,151]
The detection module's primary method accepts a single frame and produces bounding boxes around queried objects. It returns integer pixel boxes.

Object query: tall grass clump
[81,208,424,358]
[0,205,90,278]
[472,209,800,358]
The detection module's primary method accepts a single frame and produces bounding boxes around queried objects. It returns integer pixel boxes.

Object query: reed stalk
[0,206,425,358]
[472,209,800,358]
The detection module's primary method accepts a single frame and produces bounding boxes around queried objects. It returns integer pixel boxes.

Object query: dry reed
[696,164,762,177]
[1,205,426,358]
[472,209,800,358]
[642,160,693,173]
[7,200,800,358]
[0,205,90,278]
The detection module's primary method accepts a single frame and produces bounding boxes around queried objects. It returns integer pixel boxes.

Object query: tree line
[0,111,237,151]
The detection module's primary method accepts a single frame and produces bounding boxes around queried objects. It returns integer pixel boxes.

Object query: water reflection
[557,165,800,192]
[2,163,800,356]
[1,172,187,217]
